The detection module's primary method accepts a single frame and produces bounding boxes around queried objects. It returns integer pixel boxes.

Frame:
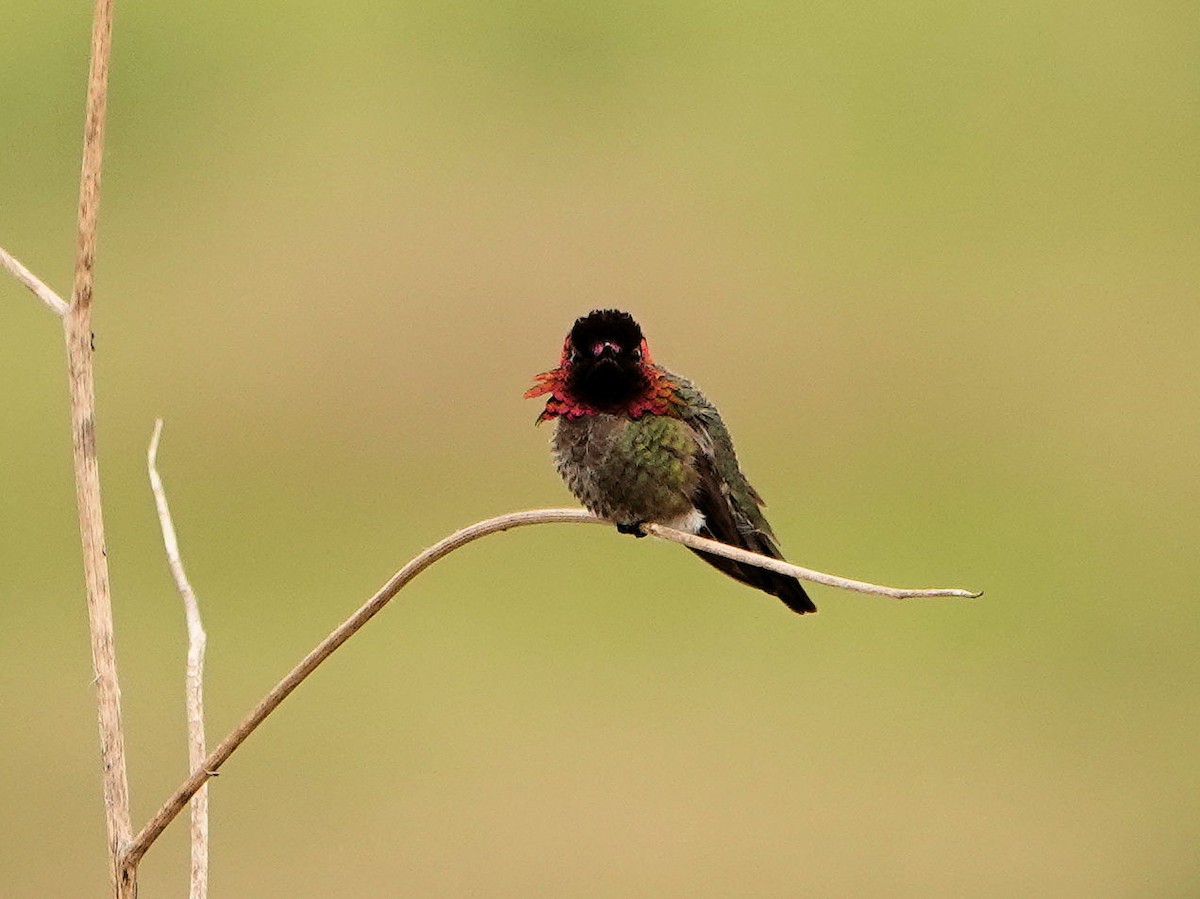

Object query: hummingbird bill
[526,309,815,615]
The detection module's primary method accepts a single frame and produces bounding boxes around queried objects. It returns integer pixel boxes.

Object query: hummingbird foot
[615,520,649,538]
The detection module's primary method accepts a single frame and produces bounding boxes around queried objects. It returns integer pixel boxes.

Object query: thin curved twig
[122,510,601,867]
[0,245,69,316]
[148,421,209,899]
[644,523,981,599]
[123,507,980,868]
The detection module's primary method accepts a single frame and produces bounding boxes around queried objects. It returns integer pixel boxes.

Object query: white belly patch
[659,508,706,534]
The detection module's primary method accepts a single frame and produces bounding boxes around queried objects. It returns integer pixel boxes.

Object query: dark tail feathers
[690,530,816,615]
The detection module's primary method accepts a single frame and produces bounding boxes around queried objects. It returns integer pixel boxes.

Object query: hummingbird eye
[631,347,642,361]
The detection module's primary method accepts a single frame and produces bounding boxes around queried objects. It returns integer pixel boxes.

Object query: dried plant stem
[148,420,209,899]
[644,523,982,599]
[71,0,115,320]
[0,245,69,316]
[123,508,600,867]
[65,310,133,899]
[124,507,979,866]
[60,0,135,897]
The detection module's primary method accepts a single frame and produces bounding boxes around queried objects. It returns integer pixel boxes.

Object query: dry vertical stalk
[1,0,128,890]
[148,420,209,899]
[60,0,135,896]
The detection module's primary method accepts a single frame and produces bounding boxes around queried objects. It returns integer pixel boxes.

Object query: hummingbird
[526,309,815,614]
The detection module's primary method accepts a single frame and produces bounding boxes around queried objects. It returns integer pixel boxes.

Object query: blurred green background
[3,1,1197,896]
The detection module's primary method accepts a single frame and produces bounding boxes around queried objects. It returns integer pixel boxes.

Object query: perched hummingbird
[526,309,815,614]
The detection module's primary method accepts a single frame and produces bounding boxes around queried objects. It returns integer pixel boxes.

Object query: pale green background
[2,1,1197,896]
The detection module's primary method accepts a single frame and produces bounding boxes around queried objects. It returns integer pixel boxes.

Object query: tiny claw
[616,521,648,538]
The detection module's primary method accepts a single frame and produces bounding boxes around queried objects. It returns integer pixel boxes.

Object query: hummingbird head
[526,309,668,422]
[562,309,651,410]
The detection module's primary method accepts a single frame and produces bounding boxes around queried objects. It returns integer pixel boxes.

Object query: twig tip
[148,418,165,464]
